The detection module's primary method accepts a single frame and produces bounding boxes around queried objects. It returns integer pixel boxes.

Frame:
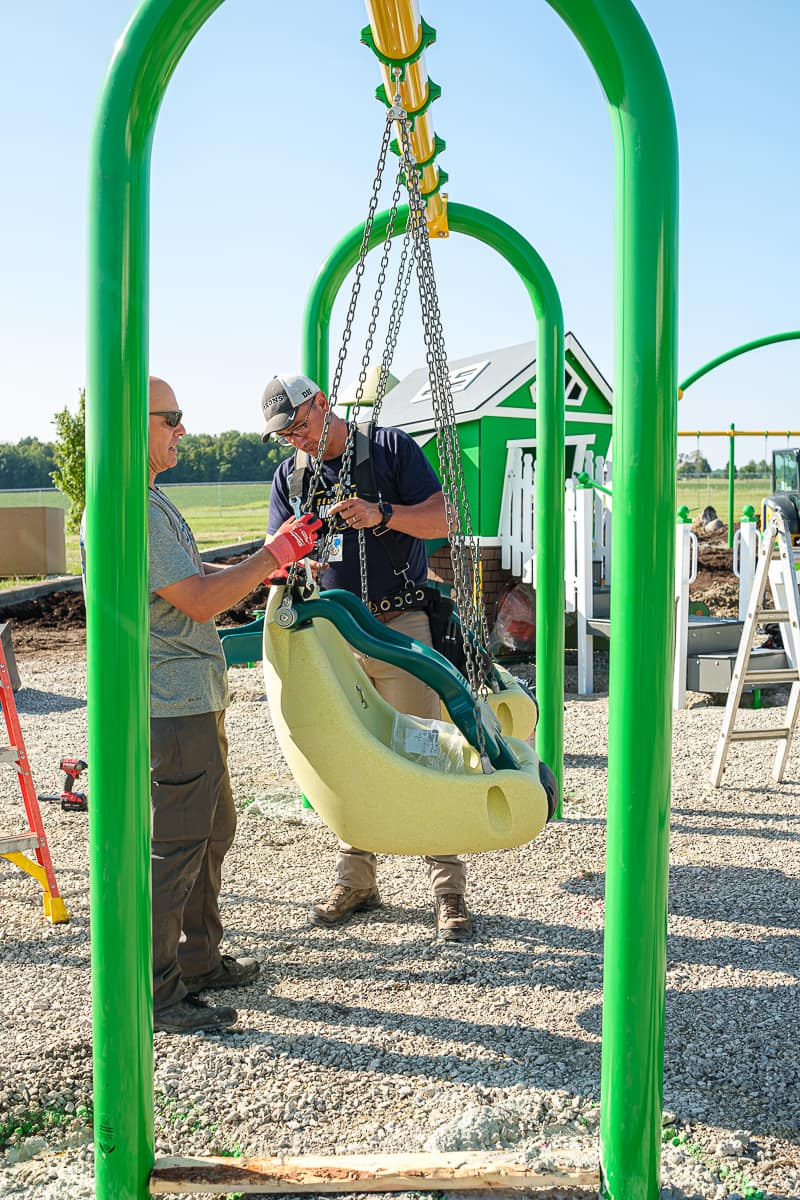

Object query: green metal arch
[301,201,565,816]
[86,3,677,1198]
[680,330,800,393]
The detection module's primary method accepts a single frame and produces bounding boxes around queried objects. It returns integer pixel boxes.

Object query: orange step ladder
[0,639,69,923]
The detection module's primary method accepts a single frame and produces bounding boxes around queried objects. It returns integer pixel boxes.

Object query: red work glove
[266,514,322,569]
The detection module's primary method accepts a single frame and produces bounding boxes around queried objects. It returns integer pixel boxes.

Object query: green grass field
[675,475,769,520]
[0,475,771,584]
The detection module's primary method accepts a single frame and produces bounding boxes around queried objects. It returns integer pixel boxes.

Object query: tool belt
[366,586,428,618]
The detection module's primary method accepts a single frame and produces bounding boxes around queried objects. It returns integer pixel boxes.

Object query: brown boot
[308,884,382,928]
[434,893,473,942]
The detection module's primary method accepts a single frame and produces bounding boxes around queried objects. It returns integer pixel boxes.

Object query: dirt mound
[688,522,752,618]
[0,563,267,635]
[0,589,86,629]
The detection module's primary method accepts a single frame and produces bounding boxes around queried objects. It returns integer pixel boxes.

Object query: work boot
[434,893,473,943]
[182,954,260,994]
[308,884,382,928]
[153,994,237,1034]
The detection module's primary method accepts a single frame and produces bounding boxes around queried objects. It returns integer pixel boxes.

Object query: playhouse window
[565,366,588,406]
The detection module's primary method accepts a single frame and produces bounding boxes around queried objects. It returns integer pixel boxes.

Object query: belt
[366,586,428,620]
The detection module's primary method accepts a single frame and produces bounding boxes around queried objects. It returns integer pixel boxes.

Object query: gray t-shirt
[149,487,230,718]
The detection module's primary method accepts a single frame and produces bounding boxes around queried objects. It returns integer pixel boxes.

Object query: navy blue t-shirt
[267,426,441,604]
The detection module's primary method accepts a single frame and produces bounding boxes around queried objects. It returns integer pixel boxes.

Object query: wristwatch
[373,498,394,536]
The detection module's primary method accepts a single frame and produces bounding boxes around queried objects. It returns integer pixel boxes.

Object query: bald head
[149,376,176,412]
[148,376,185,485]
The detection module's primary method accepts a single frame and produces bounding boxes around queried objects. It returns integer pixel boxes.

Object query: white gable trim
[565,332,612,404]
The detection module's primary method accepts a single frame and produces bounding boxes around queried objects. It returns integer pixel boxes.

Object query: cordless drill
[38,758,89,813]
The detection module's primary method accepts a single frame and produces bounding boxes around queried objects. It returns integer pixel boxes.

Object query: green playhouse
[383,332,613,540]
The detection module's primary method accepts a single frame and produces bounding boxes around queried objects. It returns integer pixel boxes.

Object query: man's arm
[156,515,320,624]
[328,488,449,539]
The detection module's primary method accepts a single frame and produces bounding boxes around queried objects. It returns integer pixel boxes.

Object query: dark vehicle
[762,448,800,542]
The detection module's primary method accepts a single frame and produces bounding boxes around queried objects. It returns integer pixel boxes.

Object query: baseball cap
[260,374,321,441]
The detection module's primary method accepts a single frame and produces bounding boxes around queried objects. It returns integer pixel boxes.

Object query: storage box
[0,507,67,576]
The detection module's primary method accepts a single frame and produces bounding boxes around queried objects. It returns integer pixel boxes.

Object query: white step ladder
[711,512,800,787]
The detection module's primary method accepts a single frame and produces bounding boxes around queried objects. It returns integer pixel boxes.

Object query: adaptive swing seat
[262,586,551,855]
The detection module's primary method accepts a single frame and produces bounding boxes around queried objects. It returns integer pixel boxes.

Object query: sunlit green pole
[87,3,225,1198]
[303,203,565,806]
[547,2,678,1197]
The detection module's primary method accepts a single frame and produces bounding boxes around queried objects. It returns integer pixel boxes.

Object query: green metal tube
[545,2,678,1198]
[728,423,736,549]
[302,202,565,811]
[87,3,225,1198]
[679,330,800,393]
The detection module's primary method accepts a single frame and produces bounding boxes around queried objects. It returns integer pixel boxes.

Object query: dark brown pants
[150,711,236,1011]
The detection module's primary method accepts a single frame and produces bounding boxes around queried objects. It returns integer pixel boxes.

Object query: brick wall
[428,544,515,625]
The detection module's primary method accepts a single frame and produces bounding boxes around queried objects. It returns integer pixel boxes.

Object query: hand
[266,513,322,569]
[267,564,307,587]
[328,496,381,530]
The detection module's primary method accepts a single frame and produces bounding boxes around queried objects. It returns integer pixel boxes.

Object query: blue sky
[1,0,797,468]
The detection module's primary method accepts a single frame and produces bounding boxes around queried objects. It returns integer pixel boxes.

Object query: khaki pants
[337,608,466,897]
[151,710,236,1011]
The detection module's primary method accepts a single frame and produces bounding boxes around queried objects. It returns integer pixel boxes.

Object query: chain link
[397,116,491,714]
[284,80,493,761]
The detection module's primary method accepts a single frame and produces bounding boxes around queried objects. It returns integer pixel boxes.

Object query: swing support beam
[302,201,565,811]
[85,2,677,1199]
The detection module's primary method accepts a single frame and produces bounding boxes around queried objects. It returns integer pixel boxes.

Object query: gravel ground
[1,635,799,1199]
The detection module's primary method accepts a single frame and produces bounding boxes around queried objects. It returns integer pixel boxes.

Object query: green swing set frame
[85,3,678,1197]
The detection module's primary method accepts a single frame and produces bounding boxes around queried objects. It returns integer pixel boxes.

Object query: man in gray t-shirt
[145,377,319,1034]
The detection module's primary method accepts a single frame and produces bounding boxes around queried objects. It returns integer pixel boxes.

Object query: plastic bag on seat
[391,713,476,774]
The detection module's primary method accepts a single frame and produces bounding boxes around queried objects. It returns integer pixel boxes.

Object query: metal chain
[397,114,492,708]
[285,88,405,593]
[372,230,416,425]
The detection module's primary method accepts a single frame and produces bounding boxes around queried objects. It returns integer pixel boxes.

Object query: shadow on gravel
[668,864,800,929]
[671,818,800,842]
[0,927,90,968]
[564,752,608,769]
[244,994,603,1096]
[578,981,799,1139]
[671,805,800,823]
[14,687,86,713]
[227,911,605,989]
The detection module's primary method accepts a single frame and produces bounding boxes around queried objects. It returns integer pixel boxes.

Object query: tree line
[0,427,289,490]
[677,450,770,477]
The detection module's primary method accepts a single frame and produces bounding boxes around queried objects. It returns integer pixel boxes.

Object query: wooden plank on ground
[149,1150,599,1195]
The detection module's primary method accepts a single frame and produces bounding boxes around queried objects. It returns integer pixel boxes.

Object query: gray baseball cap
[260,374,320,441]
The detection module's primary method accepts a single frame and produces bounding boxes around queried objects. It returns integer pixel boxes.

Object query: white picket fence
[497,450,762,705]
[498,448,612,601]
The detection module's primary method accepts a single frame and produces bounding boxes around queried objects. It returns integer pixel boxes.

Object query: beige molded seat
[262,588,549,855]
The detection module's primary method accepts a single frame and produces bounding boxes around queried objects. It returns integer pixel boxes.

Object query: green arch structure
[679,329,800,394]
[680,331,800,544]
[301,200,565,813]
[85,2,677,1198]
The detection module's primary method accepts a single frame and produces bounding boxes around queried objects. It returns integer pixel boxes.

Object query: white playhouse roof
[380,332,612,430]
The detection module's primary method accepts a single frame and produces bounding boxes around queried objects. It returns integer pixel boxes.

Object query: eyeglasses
[150,410,183,428]
[276,400,315,445]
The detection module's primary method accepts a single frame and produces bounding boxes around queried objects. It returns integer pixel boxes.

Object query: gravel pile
[1,638,798,1199]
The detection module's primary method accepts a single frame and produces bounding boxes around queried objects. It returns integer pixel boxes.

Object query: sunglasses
[150,410,183,428]
[276,399,315,445]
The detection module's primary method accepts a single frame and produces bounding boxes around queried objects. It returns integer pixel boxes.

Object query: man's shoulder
[371,424,419,454]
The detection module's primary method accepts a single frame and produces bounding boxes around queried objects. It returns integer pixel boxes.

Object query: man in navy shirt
[263,373,473,942]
